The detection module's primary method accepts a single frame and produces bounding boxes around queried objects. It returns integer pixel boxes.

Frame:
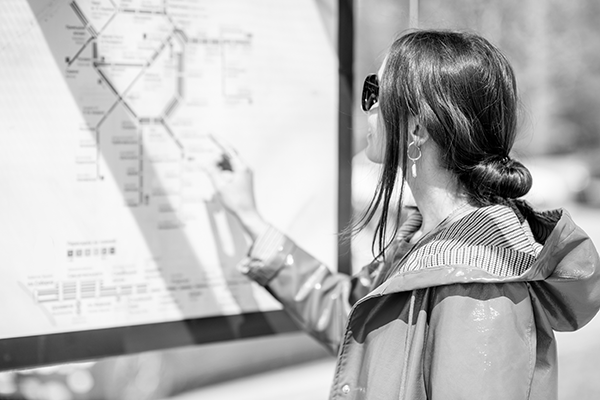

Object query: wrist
[236,211,268,241]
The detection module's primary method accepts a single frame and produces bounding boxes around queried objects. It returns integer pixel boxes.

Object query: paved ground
[168,358,335,400]
[169,204,600,400]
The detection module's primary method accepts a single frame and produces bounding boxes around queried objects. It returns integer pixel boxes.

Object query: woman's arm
[203,144,378,353]
[240,225,379,354]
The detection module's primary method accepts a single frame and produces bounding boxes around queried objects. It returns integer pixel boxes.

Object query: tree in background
[354,0,600,156]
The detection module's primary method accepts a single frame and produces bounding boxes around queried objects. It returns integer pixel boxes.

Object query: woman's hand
[203,139,268,240]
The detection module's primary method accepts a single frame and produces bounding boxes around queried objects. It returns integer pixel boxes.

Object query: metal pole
[338,0,354,275]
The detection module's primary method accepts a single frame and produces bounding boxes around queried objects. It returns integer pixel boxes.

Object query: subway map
[0,0,337,339]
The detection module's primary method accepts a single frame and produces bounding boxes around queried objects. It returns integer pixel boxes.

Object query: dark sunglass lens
[361,74,379,112]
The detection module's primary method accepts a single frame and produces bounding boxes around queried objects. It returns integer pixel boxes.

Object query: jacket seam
[421,289,431,400]
[331,329,352,399]
[398,290,416,399]
[525,287,536,400]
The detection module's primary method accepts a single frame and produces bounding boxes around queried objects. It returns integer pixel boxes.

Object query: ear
[408,116,429,145]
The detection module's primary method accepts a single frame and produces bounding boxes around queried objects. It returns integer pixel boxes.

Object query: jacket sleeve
[424,282,537,400]
[528,209,600,331]
[239,226,379,354]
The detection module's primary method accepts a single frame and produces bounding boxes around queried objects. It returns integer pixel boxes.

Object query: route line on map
[66,0,250,207]
[120,8,167,16]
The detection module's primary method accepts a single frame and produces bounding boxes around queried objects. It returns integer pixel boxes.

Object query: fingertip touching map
[0,0,337,339]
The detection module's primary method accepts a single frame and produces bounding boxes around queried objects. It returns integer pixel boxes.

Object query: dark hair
[357,30,533,257]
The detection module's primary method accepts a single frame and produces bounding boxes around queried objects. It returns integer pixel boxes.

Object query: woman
[206,30,600,400]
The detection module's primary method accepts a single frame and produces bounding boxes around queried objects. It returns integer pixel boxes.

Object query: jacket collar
[371,203,555,296]
[364,202,600,331]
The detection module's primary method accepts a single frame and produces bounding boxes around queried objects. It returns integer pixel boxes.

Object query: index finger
[209,135,247,171]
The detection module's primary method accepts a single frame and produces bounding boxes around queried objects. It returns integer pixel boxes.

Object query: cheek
[365,114,385,163]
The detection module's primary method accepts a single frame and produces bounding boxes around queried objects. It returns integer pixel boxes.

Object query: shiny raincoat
[241,201,600,400]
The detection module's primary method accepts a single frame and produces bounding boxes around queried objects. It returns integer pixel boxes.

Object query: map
[0,0,337,339]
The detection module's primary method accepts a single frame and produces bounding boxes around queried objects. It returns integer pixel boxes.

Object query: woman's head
[359,30,533,254]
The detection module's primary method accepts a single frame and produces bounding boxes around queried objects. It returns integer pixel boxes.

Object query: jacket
[240,201,600,399]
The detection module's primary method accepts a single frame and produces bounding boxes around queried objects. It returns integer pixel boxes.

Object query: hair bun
[464,156,533,202]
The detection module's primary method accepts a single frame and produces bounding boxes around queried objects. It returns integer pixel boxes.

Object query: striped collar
[371,204,544,296]
[400,204,542,276]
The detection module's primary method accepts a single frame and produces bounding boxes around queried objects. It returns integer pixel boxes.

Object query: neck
[407,168,471,239]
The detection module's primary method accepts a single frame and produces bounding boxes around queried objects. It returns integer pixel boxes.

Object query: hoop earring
[407,141,422,178]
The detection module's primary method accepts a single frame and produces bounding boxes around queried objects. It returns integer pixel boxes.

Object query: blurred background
[2,0,600,399]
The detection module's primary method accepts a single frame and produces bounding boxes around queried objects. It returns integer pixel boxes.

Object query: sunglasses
[361,73,379,112]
